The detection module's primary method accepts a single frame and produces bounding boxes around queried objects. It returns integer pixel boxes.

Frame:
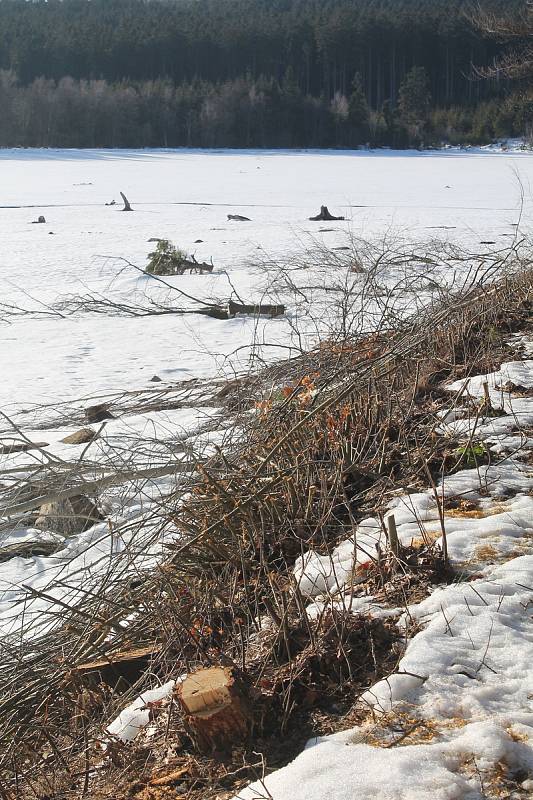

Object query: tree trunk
[176,666,252,754]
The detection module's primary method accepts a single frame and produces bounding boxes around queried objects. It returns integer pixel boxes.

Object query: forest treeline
[0,0,529,149]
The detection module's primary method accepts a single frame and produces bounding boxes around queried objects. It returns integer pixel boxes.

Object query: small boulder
[85,404,114,423]
[149,375,162,383]
[61,428,96,445]
[35,495,103,536]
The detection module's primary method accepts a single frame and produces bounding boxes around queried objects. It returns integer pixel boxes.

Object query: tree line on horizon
[0,0,529,149]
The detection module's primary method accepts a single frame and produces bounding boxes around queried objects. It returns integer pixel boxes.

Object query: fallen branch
[120,192,133,212]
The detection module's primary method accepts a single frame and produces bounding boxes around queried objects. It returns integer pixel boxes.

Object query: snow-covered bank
[234,336,533,800]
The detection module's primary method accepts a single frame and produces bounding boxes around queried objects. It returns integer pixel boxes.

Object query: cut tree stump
[176,666,252,753]
[309,205,345,221]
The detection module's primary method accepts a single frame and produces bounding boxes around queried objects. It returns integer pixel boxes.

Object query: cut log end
[176,666,252,753]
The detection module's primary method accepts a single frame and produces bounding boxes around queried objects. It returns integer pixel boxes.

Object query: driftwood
[309,205,345,221]
[0,539,62,563]
[228,299,285,318]
[176,666,252,753]
[120,191,133,211]
[227,214,251,222]
[0,439,49,454]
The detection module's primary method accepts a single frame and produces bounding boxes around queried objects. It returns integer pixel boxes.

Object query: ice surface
[2,147,533,413]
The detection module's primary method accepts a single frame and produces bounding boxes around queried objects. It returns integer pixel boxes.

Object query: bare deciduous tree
[470,1,533,79]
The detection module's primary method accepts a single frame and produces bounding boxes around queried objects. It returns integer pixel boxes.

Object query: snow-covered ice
[2,147,533,412]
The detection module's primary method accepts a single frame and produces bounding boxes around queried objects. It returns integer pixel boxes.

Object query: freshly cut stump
[176,666,252,753]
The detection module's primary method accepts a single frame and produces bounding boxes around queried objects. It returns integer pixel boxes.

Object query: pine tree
[348,73,369,130]
[398,66,432,145]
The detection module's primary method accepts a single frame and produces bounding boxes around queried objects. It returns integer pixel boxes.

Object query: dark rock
[85,404,114,423]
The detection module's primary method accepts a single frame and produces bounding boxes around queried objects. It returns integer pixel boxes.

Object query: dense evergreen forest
[0,0,528,148]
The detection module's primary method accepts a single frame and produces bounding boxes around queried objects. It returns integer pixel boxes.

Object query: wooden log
[196,306,229,320]
[75,644,162,688]
[309,205,345,221]
[176,666,252,753]
[0,439,49,454]
[228,299,285,318]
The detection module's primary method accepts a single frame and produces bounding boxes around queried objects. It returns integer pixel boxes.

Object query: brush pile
[0,263,531,799]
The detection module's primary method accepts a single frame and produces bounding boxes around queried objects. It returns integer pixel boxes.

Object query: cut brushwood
[176,666,252,753]
[309,205,345,221]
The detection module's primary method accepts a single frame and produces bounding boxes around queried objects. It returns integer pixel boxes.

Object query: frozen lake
[1,146,532,415]
[1,145,533,639]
